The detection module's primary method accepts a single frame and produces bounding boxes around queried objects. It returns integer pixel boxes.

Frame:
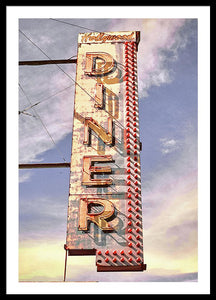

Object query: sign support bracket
[19,163,70,169]
[19,59,77,66]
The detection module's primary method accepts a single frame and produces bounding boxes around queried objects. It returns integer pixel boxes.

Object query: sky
[12,9,209,292]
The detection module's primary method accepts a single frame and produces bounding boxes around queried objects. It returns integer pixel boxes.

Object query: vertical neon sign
[65,31,146,272]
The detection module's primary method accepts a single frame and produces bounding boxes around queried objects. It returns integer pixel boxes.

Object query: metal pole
[63,248,68,282]
[19,59,77,66]
[19,163,70,169]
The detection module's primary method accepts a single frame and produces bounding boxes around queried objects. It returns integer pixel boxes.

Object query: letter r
[78,198,115,231]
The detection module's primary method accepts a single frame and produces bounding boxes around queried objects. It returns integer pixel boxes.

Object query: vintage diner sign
[65,31,146,272]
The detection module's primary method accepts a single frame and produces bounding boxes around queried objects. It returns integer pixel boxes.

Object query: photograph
[6,5,210,295]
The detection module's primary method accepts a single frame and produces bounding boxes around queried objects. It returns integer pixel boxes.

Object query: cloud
[18,123,198,281]
[160,138,180,154]
[19,193,68,241]
[137,19,188,96]
[19,19,80,165]
[19,19,193,168]
[19,170,32,183]
[105,18,191,95]
[19,67,76,163]
[19,239,65,281]
[141,123,197,273]
[18,19,197,282]
[19,238,197,282]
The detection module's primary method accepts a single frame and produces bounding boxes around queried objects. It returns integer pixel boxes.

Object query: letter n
[83,117,113,146]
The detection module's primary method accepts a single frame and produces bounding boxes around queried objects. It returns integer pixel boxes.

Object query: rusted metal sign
[65,31,146,272]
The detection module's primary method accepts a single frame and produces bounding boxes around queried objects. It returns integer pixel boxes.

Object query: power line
[19,29,125,129]
[19,29,52,63]
[19,28,135,132]
[19,83,67,162]
[48,19,127,70]
[49,18,102,33]
[19,110,36,118]
[19,84,74,114]
[19,29,93,97]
